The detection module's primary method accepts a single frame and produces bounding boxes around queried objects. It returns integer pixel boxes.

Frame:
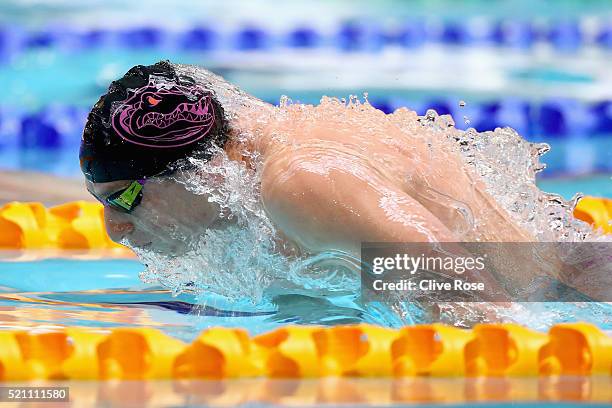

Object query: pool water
[537,174,612,200]
[1,255,610,343]
[0,256,381,341]
[0,257,277,342]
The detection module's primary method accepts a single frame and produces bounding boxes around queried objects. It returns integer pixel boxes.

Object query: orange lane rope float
[0,323,609,381]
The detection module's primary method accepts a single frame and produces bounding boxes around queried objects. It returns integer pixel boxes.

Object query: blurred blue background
[0,0,611,198]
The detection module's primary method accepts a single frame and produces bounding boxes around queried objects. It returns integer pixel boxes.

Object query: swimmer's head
[80,60,228,183]
[81,61,230,255]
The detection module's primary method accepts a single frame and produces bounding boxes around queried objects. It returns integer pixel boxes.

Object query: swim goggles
[105,179,146,213]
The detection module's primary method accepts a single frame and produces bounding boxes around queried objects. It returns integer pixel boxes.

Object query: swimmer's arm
[261,158,461,255]
[261,157,510,302]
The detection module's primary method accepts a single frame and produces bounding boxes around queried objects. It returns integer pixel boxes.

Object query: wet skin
[256,107,534,256]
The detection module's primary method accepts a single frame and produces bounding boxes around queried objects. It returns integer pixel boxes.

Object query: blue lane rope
[0,18,611,61]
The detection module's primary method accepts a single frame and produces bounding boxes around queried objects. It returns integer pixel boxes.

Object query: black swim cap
[80,60,228,183]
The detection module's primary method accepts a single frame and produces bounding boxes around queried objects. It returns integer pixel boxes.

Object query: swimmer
[84,60,612,308]
[81,61,534,261]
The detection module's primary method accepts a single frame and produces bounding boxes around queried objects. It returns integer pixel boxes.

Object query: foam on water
[120,64,609,328]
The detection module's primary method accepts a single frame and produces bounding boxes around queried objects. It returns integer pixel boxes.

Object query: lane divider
[0,323,609,380]
[1,18,611,60]
[0,201,124,250]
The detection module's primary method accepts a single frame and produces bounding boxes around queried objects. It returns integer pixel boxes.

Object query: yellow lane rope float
[0,323,609,380]
[0,201,124,250]
[573,196,612,233]
[0,197,610,249]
